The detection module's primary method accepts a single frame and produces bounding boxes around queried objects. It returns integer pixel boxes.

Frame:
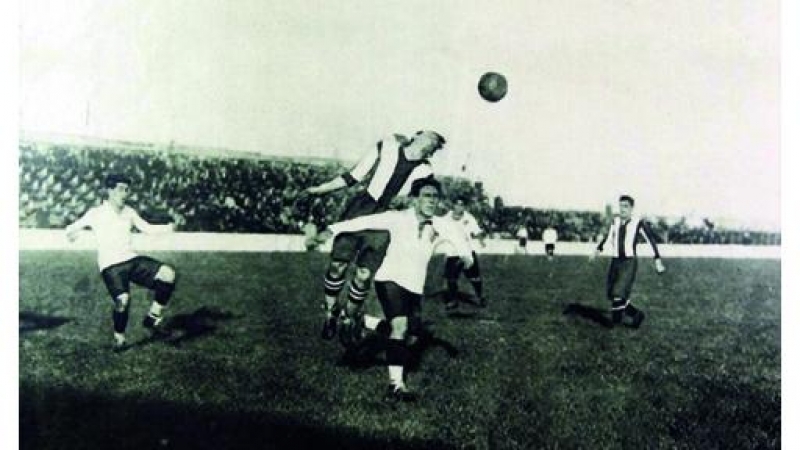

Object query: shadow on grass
[20,382,454,450]
[337,321,459,374]
[562,302,613,328]
[165,306,238,348]
[19,311,72,334]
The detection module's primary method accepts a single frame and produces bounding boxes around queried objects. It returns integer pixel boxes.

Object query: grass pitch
[19,251,780,449]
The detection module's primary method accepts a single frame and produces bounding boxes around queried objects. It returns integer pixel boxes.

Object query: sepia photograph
[15,1,786,448]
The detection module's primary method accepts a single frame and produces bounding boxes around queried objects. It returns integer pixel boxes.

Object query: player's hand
[655,258,666,274]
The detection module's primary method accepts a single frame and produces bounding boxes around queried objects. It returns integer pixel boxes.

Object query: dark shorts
[100,256,165,299]
[545,243,555,256]
[375,281,422,320]
[331,192,390,271]
[518,237,528,247]
[444,252,480,279]
[606,258,638,300]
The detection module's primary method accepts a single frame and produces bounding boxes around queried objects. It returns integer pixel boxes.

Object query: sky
[18,0,781,230]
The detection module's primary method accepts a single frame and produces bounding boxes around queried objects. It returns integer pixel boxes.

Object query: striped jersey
[328,208,473,294]
[596,216,661,259]
[342,134,433,209]
[65,201,172,270]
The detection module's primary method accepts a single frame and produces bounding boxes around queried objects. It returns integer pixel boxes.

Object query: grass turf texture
[19,252,780,449]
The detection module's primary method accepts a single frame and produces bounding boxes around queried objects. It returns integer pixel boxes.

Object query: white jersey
[328,208,473,294]
[65,201,171,271]
[444,210,482,254]
[516,227,529,239]
[543,227,558,245]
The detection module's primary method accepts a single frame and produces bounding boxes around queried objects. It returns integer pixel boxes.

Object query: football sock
[387,338,409,387]
[154,280,174,305]
[467,277,483,297]
[323,272,346,311]
[611,298,627,324]
[346,281,369,316]
[149,302,164,318]
[112,310,129,333]
[364,315,383,331]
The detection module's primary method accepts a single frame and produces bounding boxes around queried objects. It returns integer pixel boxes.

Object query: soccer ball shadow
[164,306,238,347]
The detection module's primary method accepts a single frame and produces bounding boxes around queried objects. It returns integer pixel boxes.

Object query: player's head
[619,195,635,219]
[452,195,468,216]
[411,130,446,158]
[104,173,132,206]
[409,176,442,218]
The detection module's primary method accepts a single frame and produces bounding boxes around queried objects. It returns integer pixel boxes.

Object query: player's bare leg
[321,260,348,339]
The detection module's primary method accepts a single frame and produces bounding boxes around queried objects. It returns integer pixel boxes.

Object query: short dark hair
[414,130,447,147]
[454,195,469,204]
[105,173,132,189]
[409,176,442,197]
[619,195,635,206]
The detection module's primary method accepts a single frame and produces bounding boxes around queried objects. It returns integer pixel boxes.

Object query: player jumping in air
[594,195,665,328]
[303,131,446,341]
[442,196,488,310]
[309,177,473,401]
[65,174,177,352]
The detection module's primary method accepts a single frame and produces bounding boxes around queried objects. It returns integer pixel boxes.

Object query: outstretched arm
[65,209,95,242]
[131,210,174,234]
[304,142,381,195]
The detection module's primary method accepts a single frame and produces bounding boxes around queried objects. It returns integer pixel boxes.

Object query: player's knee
[114,294,130,312]
[389,316,408,340]
[354,266,372,283]
[329,260,348,278]
[156,265,176,283]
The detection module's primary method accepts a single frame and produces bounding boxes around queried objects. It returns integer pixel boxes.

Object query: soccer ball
[478,72,508,102]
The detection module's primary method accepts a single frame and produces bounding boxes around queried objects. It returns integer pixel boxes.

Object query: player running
[441,196,487,310]
[65,174,177,352]
[309,177,473,401]
[303,131,446,341]
[593,195,666,328]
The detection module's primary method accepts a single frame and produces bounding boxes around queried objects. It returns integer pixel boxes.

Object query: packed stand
[18,142,780,245]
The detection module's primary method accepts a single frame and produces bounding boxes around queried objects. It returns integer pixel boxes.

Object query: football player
[65,174,177,352]
[303,131,446,341]
[309,177,472,401]
[593,195,665,328]
[442,196,487,310]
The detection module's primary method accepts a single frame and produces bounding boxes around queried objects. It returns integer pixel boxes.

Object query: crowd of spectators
[18,142,780,246]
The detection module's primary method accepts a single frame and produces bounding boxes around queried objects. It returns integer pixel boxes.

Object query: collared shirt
[328,208,473,294]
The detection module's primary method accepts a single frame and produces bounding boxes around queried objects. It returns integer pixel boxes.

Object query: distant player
[542,224,558,261]
[442,196,487,310]
[310,177,473,401]
[594,195,665,328]
[515,224,529,254]
[303,131,446,340]
[65,174,176,352]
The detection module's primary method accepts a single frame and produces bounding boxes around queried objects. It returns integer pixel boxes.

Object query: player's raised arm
[65,209,95,242]
[327,210,399,236]
[130,209,175,234]
[305,142,381,196]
